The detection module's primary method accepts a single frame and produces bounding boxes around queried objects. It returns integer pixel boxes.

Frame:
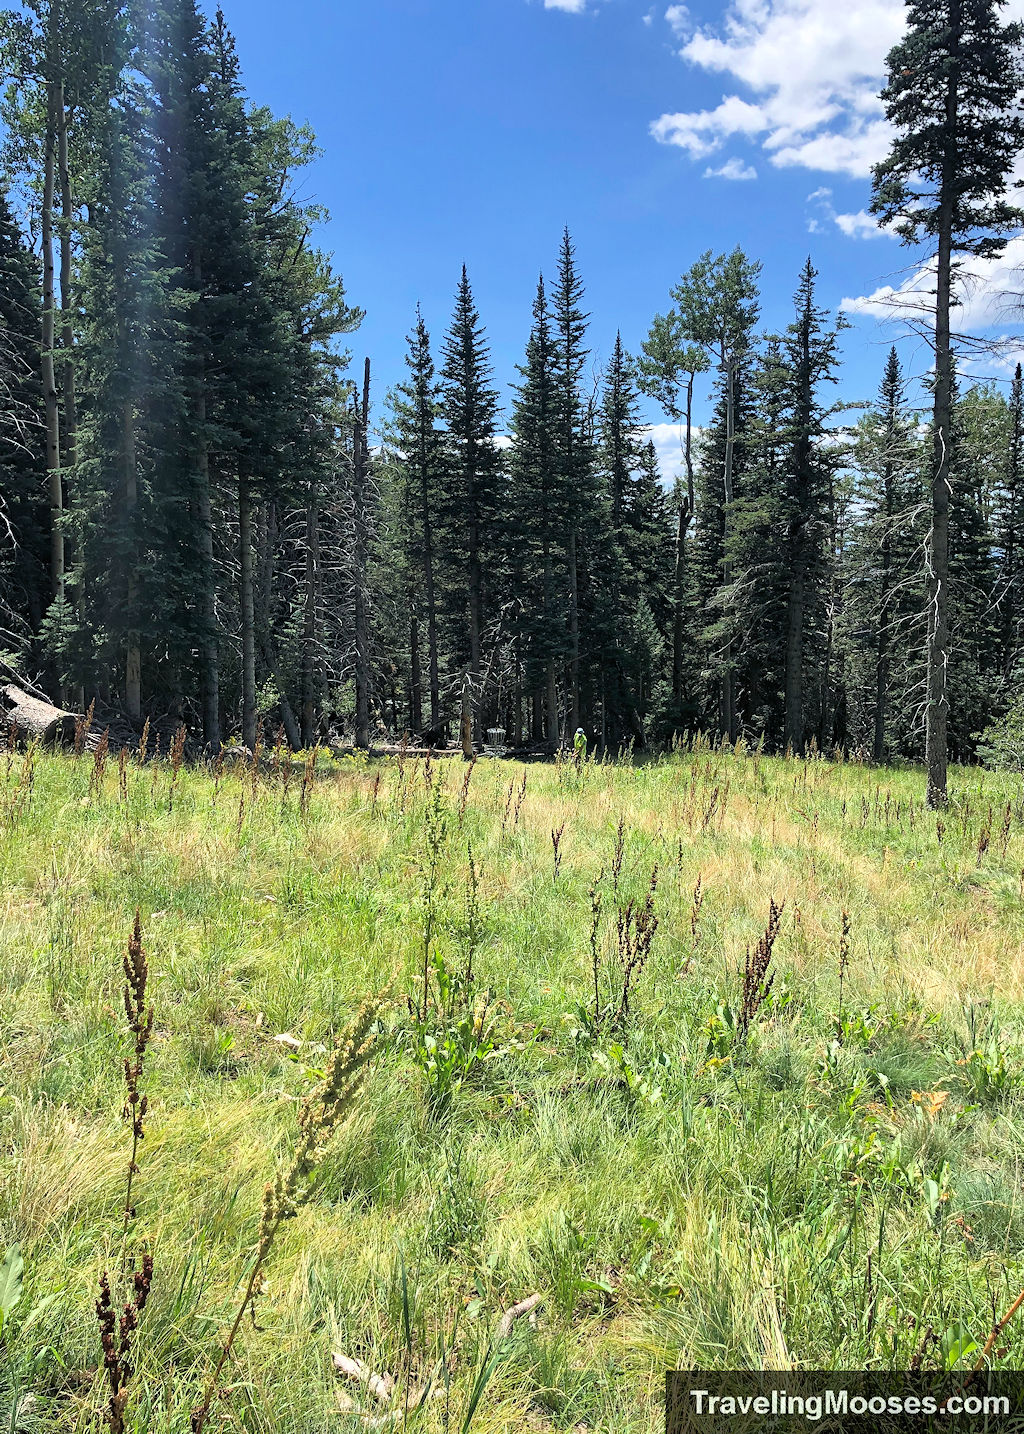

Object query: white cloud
[645,423,704,486]
[544,0,588,10]
[842,237,1024,329]
[771,123,894,176]
[665,4,691,38]
[960,342,1024,377]
[651,95,765,159]
[704,157,758,181]
[651,0,905,177]
[653,0,1024,177]
[834,208,888,239]
[805,186,895,240]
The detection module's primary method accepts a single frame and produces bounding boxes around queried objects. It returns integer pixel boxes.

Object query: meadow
[2,736,1024,1432]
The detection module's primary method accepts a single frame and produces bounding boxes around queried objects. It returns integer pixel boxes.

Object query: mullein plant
[191,996,384,1433]
[95,912,155,1434]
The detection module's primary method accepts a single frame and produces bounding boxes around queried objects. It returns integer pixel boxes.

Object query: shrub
[976,694,1024,771]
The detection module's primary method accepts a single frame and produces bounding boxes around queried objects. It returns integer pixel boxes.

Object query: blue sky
[227,0,1024,478]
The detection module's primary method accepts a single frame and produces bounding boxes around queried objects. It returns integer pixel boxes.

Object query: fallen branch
[0,660,50,703]
[938,1283,1024,1414]
[498,1292,543,1339]
[332,1353,395,1405]
[332,1350,444,1419]
[971,1285,1024,1374]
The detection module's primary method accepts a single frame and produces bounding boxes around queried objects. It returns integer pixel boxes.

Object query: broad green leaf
[0,1245,24,1319]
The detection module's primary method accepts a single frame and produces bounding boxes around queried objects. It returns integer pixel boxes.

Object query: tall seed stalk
[191,998,382,1433]
[94,911,155,1434]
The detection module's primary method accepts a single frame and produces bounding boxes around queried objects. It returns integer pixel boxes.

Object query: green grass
[2,740,1024,1431]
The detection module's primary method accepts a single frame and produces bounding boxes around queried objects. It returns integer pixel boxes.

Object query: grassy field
[3,738,1024,1432]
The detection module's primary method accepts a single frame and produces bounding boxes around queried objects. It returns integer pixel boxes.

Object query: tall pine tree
[871,0,1024,805]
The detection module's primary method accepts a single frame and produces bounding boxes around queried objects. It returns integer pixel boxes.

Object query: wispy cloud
[842,237,1024,330]
[704,156,758,181]
[544,0,589,10]
[805,187,893,239]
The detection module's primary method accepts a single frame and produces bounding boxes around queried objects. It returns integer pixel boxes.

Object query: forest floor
[3,742,1024,1432]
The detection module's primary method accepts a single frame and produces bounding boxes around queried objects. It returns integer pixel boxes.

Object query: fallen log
[0,685,81,745]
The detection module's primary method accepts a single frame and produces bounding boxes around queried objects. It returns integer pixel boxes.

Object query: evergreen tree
[596,333,670,743]
[779,260,844,753]
[440,265,501,739]
[726,340,790,744]
[387,309,445,735]
[144,0,226,742]
[871,0,1024,806]
[0,187,45,647]
[196,13,356,745]
[692,355,758,731]
[509,275,564,743]
[0,0,127,690]
[845,348,925,761]
[551,229,597,735]
[995,363,1024,682]
[949,377,1001,754]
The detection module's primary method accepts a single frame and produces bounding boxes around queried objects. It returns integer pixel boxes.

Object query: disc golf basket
[483,725,508,756]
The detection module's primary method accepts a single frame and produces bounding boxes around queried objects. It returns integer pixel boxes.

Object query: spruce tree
[73,44,180,717]
[780,259,844,753]
[509,275,564,743]
[996,363,1024,682]
[0,0,125,617]
[725,340,790,743]
[949,376,1001,754]
[551,229,596,735]
[871,0,1024,806]
[145,0,225,741]
[440,265,501,739]
[0,187,45,646]
[388,308,445,734]
[596,333,670,743]
[692,357,758,732]
[847,348,924,761]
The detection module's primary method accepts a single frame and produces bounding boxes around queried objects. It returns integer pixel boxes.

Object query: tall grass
[2,740,1024,1429]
